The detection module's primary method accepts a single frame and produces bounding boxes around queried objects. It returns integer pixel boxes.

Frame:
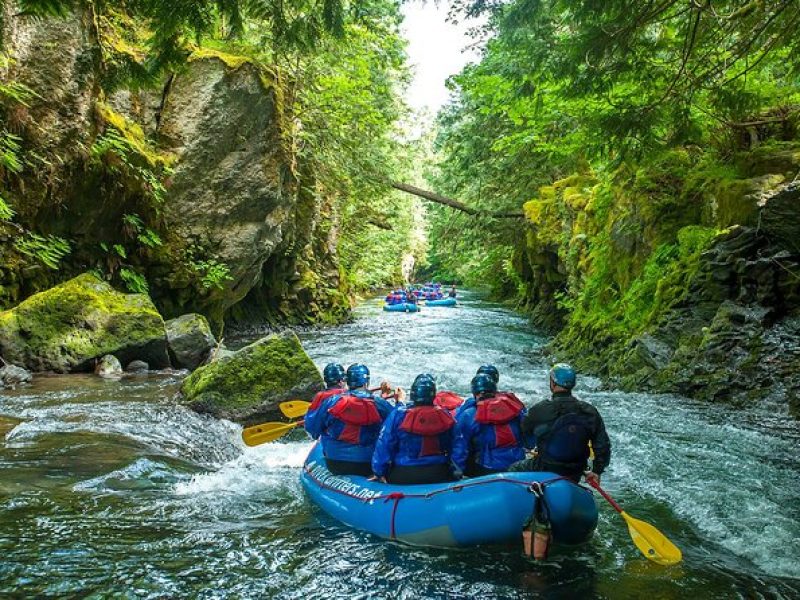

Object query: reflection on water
[1,291,798,597]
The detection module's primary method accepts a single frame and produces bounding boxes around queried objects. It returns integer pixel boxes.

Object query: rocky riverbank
[0,273,321,424]
[515,145,800,415]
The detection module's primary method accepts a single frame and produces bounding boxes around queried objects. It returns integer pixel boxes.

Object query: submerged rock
[0,361,32,389]
[0,273,170,373]
[95,354,123,379]
[126,360,150,373]
[180,331,323,425]
[166,314,216,370]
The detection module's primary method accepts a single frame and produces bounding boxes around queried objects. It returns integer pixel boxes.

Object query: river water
[1,291,798,598]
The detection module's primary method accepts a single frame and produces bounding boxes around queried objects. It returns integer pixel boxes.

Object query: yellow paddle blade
[279,400,310,419]
[621,511,683,565]
[241,421,302,446]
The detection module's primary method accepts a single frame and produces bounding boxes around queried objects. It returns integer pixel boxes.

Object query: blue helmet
[476,364,500,383]
[346,363,370,389]
[323,363,345,386]
[549,363,576,389]
[471,373,497,396]
[410,374,437,405]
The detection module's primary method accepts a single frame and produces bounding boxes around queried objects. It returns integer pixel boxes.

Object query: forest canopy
[428,0,800,291]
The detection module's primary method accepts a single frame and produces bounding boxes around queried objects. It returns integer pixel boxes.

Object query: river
[1,291,798,598]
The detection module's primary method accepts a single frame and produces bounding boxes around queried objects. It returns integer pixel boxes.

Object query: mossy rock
[179,331,323,425]
[710,174,784,228]
[0,273,169,372]
[166,313,216,370]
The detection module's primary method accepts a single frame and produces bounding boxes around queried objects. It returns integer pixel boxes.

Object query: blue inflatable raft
[300,443,597,547]
[383,302,420,312]
[425,297,457,307]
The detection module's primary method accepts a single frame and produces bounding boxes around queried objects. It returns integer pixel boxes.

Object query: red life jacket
[327,395,382,444]
[399,405,455,457]
[309,387,343,412]
[474,392,525,448]
[433,391,464,415]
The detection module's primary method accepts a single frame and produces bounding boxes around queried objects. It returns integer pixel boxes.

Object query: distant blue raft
[300,443,597,548]
[383,302,420,312]
[425,297,457,307]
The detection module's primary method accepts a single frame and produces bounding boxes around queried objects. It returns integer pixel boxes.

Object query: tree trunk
[391,182,524,219]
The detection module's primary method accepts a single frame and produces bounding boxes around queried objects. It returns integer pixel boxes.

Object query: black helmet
[471,373,497,395]
[323,363,345,386]
[476,364,500,383]
[410,374,437,405]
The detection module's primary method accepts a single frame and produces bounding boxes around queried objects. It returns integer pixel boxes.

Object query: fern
[122,212,162,248]
[191,258,233,290]
[91,129,170,206]
[14,233,71,269]
[0,133,24,173]
[0,195,14,221]
[138,228,162,248]
[119,267,149,294]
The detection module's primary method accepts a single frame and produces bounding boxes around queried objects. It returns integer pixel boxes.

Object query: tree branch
[391,182,524,219]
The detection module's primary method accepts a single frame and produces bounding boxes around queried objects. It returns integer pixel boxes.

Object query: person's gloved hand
[584,471,601,486]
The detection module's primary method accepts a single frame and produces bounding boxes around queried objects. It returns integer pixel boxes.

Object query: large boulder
[166,313,216,370]
[180,331,323,425]
[0,273,169,372]
[151,54,300,320]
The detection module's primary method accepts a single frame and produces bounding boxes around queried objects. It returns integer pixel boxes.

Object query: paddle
[279,400,310,419]
[278,390,382,419]
[587,480,682,566]
[246,390,400,447]
[242,420,305,446]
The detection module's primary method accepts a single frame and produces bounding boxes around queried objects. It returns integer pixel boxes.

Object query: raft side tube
[300,443,597,548]
[424,298,457,307]
[383,302,421,312]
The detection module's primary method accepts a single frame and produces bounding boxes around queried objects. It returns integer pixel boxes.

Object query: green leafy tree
[428,0,800,296]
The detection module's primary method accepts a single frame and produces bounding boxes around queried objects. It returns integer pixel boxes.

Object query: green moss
[710,174,784,228]
[523,199,553,225]
[735,140,800,178]
[189,47,254,70]
[0,273,166,371]
[180,331,323,419]
[95,102,174,169]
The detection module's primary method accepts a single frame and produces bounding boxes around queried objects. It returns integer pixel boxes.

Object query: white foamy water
[174,440,312,496]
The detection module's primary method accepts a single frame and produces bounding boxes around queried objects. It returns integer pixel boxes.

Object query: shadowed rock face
[518,157,800,414]
[0,5,96,199]
[622,225,800,413]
